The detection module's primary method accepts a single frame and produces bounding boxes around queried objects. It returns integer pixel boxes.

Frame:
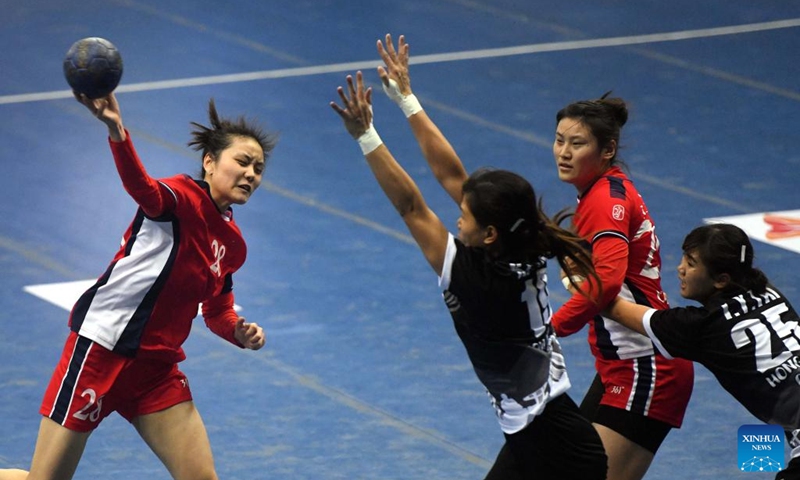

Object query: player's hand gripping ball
[63,37,123,99]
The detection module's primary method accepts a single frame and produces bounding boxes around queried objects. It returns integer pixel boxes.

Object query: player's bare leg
[0,417,92,480]
[594,423,654,480]
[133,401,218,480]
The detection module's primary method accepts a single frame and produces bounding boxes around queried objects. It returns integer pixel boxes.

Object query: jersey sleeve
[109,132,177,217]
[644,306,706,360]
[551,176,636,337]
[438,234,484,300]
[201,275,243,348]
[551,235,629,336]
[438,233,458,291]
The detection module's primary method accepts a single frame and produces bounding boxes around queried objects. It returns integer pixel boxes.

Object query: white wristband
[357,125,383,155]
[562,275,585,291]
[397,93,422,118]
[382,79,423,118]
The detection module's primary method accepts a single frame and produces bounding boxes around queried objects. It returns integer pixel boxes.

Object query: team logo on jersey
[737,424,784,473]
[209,239,226,276]
[705,210,800,255]
[612,204,625,220]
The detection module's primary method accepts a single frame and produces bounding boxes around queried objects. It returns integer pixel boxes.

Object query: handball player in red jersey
[0,92,276,480]
[550,94,694,480]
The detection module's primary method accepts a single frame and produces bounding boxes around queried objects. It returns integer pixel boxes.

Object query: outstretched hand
[330,71,374,139]
[234,317,266,350]
[74,92,126,141]
[377,34,412,98]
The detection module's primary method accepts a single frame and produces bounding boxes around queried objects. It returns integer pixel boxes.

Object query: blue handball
[63,37,123,99]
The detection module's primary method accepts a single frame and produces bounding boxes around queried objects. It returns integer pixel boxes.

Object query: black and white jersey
[644,286,800,456]
[439,234,570,434]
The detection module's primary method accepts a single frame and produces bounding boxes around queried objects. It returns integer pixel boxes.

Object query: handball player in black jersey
[331,70,607,479]
[607,223,800,480]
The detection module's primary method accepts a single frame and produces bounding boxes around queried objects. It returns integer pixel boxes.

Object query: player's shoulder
[451,237,485,269]
[159,174,210,199]
[159,173,196,188]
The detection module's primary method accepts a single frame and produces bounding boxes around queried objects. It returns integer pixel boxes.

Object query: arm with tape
[377,33,467,206]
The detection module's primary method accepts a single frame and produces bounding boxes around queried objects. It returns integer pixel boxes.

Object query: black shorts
[580,374,673,454]
[484,393,608,480]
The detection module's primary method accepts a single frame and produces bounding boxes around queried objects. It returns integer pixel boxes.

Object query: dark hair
[462,168,600,297]
[682,223,769,294]
[556,92,628,166]
[188,98,278,178]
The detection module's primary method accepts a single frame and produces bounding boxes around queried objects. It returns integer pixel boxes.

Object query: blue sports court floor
[1,1,799,478]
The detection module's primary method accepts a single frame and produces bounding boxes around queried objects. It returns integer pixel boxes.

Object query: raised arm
[75,92,174,217]
[330,71,449,276]
[377,34,468,205]
[605,297,650,335]
[75,92,126,142]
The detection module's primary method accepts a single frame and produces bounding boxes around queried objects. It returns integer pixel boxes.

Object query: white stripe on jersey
[77,218,176,351]
[438,233,457,291]
[633,218,661,280]
[161,181,178,204]
[598,284,655,359]
[642,309,673,359]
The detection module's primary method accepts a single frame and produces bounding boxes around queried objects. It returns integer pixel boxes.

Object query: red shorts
[595,354,693,427]
[40,332,193,432]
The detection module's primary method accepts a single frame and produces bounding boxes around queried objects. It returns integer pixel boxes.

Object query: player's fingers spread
[378,42,395,68]
[346,75,357,99]
[355,71,365,94]
[330,102,346,117]
[336,86,350,107]
[385,33,396,56]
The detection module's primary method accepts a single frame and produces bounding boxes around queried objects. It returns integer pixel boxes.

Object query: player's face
[204,136,265,211]
[553,118,613,194]
[457,195,489,247]
[677,249,718,303]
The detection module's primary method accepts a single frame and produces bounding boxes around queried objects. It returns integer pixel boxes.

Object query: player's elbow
[393,195,422,218]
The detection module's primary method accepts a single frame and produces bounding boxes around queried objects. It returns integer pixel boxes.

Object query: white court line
[2,18,799,105]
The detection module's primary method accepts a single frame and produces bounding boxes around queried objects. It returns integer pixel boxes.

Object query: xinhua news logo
[738,424,784,473]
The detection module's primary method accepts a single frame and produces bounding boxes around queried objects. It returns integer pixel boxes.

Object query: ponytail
[536,202,601,301]
[461,168,600,300]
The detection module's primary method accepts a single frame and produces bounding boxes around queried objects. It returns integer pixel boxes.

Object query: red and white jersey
[552,167,668,360]
[68,134,244,362]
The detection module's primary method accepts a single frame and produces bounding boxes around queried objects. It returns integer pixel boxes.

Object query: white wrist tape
[562,275,585,291]
[357,125,383,155]
[382,78,422,118]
